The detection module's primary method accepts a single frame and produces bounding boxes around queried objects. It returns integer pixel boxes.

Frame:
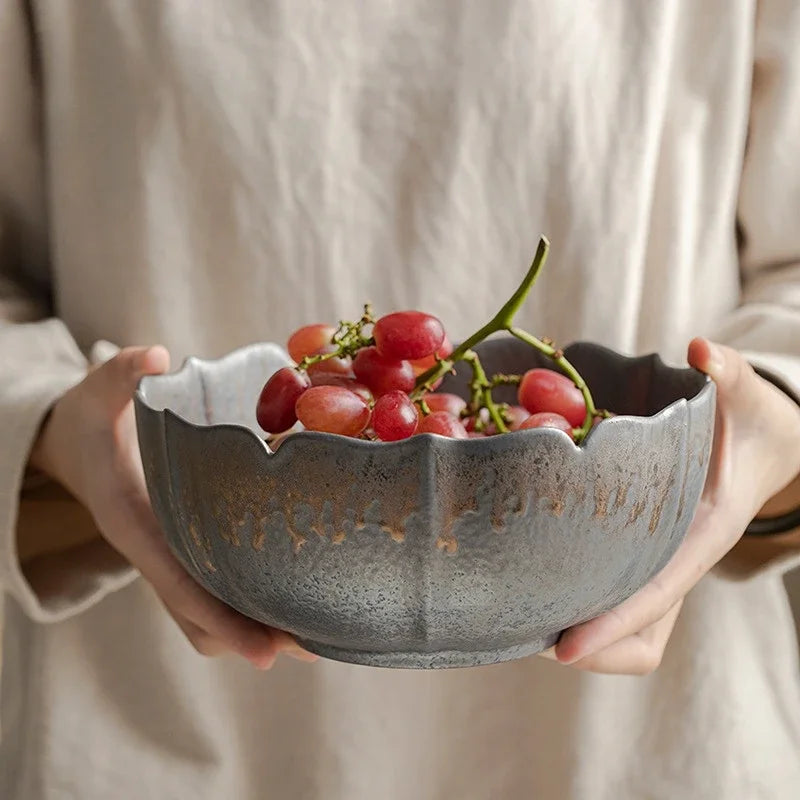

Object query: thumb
[94,345,171,415]
[687,337,750,396]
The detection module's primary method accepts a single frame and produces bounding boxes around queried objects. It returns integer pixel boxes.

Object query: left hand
[544,338,800,675]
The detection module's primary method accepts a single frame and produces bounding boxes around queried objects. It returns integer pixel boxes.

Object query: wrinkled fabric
[1,1,800,798]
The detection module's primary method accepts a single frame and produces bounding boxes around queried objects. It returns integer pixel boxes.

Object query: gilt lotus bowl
[134,338,715,668]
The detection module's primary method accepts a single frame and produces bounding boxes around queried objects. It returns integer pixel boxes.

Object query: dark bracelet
[744,366,800,537]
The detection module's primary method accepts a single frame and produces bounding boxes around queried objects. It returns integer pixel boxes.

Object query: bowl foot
[295,633,560,669]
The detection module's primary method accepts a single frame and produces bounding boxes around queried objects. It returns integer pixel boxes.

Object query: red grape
[464,408,490,432]
[349,385,374,405]
[307,360,354,381]
[295,386,371,436]
[305,345,353,381]
[503,405,530,431]
[417,411,468,439]
[519,411,573,436]
[309,373,373,404]
[484,405,530,435]
[353,346,415,396]
[372,391,419,441]
[423,392,467,418]
[287,324,336,363]
[256,368,310,433]
[409,335,454,375]
[374,312,446,361]
[518,369,586,427]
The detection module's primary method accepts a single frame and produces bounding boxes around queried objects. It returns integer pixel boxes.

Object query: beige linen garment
[2,1,800,798]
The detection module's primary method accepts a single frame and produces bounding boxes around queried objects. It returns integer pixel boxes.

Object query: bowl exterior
[135,340,715,668]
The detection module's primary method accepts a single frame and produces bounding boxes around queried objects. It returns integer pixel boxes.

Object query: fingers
[687,337,787,437]
[41,341,316,670]
[555,499,734,664]
[166,604,318,667]
[163,573,281,669]
[542,339,798,675]
[689,337,800,495]
[538,604,682,675]
[269,629,321,663]
[167,610,233,658]
[110,490,283,668]
[147,532,317,668]
[566,601,683,675]
[90,345,318,670]
[98,461,317,669]
[687,338,750,393]
[89,345,171,416]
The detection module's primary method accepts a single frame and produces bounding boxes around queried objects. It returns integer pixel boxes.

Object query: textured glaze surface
[134,338,715,669]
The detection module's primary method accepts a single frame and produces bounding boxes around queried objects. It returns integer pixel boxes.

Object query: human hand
[544,338,800,675]
[29,346,317,668]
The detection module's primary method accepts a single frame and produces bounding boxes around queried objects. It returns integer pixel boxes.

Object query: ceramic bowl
[134,338,715,668]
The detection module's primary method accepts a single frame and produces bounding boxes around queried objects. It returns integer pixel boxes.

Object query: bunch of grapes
[256,237,610,445]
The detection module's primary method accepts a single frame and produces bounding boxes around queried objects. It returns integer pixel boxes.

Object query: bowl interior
[138,337,709,436]
[138,343,291,433]
[444,338,708,417]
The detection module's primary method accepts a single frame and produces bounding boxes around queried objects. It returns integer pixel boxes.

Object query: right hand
[29,346,316,669]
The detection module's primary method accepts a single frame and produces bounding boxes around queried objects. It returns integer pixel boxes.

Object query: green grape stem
[507,327,597,442]
[411,235,599,443]
[292,235,601,444]
[489,373,522,388]
[297,309,375,371]
[296,350,341,370]
[461,350,508,433]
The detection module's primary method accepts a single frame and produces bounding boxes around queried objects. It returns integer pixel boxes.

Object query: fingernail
[537,646,558,661]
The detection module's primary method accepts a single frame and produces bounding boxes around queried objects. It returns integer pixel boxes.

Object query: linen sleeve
[713,0,800,579]
[0,0,135,622]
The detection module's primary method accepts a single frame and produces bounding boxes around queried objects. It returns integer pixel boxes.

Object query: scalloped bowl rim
[134,340,715,463]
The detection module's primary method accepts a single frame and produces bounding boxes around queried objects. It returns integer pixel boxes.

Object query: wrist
[27,399,73,494]
[747,366,800,536]
[28,407,57,476]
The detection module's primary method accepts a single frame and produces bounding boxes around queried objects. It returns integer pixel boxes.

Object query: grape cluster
[257,311,454,441]
[257,316,598,442]
[256,237,611,444]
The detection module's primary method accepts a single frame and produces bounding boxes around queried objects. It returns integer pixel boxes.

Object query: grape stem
[297,350,342,370]
[489,373,522,388]
[507,327,597,435]
[461,350,508,433]
[411,235,599,444]
[297,305,375,371]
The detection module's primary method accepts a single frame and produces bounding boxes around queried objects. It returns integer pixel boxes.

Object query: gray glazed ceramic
[134,338,715,669]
